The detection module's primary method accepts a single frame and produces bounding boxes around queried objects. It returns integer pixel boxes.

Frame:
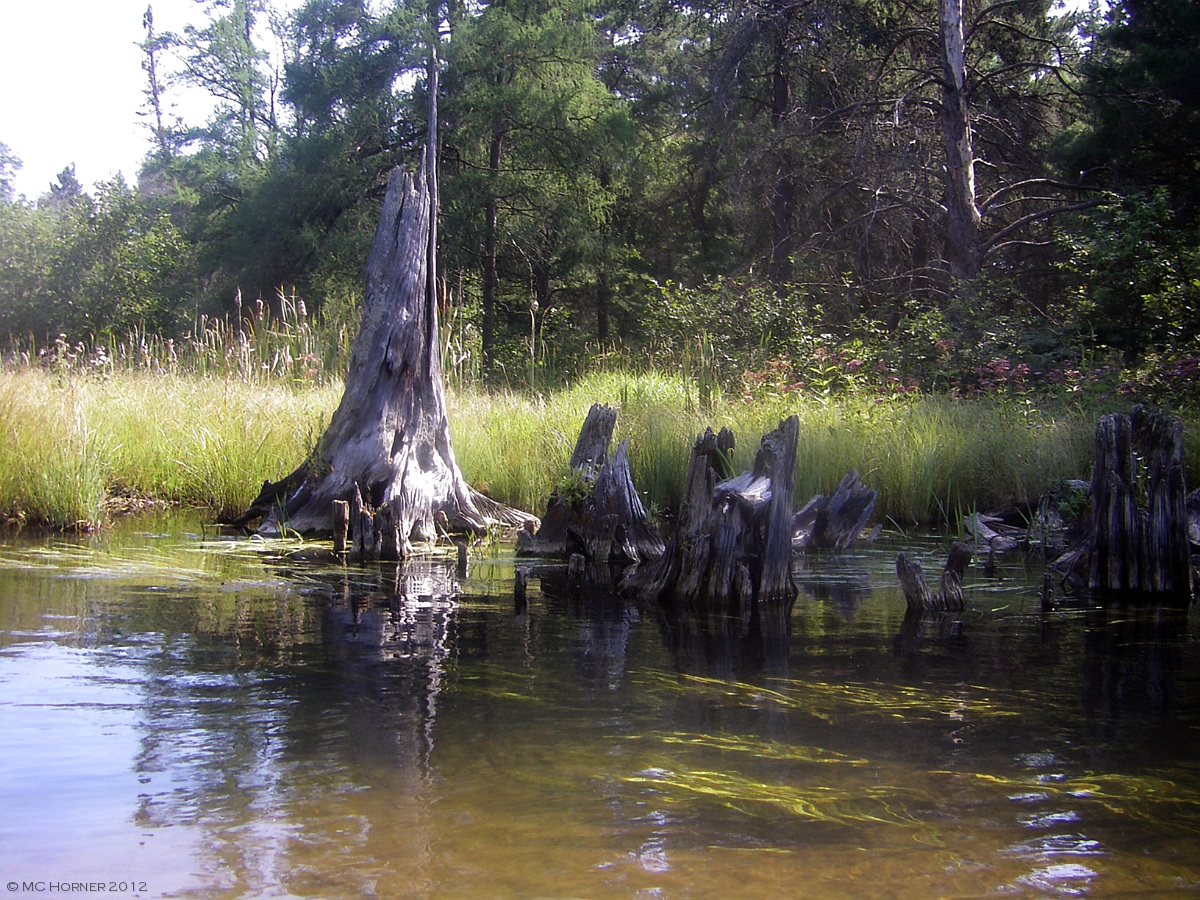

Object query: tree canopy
[1,0,1197,382]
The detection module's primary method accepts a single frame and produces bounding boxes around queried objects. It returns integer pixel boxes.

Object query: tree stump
[792,470,879,551]
[625,416,800,614]
[1055,406,1194,600]
[516,403,664,567]
[896,541,972,612]
[232,155,536,552]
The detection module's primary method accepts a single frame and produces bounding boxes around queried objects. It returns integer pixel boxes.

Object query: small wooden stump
[517,403,664,567]
[332,500,350,554]
[896,541,972,612]
[625,417,800,614]
[792,470,879,551]
[514,566,529,613]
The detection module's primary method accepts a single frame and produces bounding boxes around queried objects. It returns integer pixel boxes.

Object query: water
[1,511,1199,898]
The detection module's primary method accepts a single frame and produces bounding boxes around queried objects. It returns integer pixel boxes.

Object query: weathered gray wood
[792,470,878,551]
[234,156,537,546]
[896,541,971,612]
[621,427,732,602]
[332,500,349,554]
[625,418,798,613]
[756,416,800,604]
[587,438,663,562]
[963,512,1020,553]
[1056,406,1194,599]
[570,403,618,480]
[517,407,663,566]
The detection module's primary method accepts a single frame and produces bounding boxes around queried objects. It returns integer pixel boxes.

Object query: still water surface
[1,511,1199,897]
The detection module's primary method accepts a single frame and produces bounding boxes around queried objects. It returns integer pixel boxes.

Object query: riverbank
[0,367,1194,531]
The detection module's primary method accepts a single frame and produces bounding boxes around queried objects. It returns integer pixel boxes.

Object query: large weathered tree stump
[516,403,664,568]
[625,416,800,615]
[232,154,536,552]
[1054,406,1194,600]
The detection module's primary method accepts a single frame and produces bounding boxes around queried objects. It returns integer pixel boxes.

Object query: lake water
[1,510,1198,898]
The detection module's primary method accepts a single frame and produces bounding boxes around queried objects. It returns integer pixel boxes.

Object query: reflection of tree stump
[1056,406,1194,599]
[626,416,800,614]
[517,403,664,567]
[233,157,536,551]
[896,541,971,612]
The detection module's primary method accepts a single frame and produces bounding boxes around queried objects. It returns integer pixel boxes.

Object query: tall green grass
[0,365,1190,533]
[449,370,1113,528]
[0,369,340,528]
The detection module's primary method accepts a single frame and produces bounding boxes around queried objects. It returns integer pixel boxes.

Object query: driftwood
[516,404,664,568]
[232,153,536,552]
[1054,406,1194,599]
[625,416,800,614]
[792,470,879,551]
[963,512,1020,553]
[896,541,972,612]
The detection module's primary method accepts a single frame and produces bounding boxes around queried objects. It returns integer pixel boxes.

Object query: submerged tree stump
[896,541,972,612]
[516,403,664,568]
[1055,406,1194,600]
[232,154,536,552]
[625,416,800,614]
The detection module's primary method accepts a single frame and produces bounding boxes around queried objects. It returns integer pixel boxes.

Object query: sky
[0,0,296,201]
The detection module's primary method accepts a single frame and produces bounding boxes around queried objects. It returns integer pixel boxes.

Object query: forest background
[0,0,1197,529]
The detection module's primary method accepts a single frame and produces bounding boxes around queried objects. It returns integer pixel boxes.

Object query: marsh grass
[0,369,339,528]
[448,371,1111,529]
[0,365,1189,533]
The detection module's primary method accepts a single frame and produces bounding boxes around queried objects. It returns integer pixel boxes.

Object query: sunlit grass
[0,365,1191,532]
[0,369,339,528]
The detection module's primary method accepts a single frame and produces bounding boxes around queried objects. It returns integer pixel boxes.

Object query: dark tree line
[1,0,1198,381]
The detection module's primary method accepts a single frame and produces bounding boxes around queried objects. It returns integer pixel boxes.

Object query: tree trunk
[234,155,536,547]
[792,470,879,551]
[1057,406,1194,599]
[482,127,504,376]
[939,0,982,282]
[896,541,971,612]
[624,417,799,612]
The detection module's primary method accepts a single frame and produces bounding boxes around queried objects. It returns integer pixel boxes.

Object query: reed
[0,365,1191,533]
[0,368,339,528]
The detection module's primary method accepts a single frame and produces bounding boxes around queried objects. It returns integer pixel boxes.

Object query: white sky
[0,0,297,201]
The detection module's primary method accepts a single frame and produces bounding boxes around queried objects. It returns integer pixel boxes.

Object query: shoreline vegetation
[1,330,1196,534]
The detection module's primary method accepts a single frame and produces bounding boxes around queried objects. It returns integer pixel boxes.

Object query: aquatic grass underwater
[0,366,1190,531]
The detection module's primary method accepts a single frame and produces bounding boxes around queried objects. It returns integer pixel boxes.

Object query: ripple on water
[1015,862,1098,896]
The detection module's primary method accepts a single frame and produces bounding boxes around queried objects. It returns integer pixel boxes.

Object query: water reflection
[893,608,968,659]
[2,519,1200,897]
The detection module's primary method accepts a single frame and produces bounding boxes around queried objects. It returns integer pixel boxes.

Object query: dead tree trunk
[517,403,664,567]
[1056,406,1194,599]
[625,416,800,613]
[233,156,536,549]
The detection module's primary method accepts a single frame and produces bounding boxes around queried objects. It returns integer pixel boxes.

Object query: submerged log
[517,403,664,566]
[625,417,799,613]
[792,470,879,551]
[896,541,972,612]
[1054,406,1194,600]
[231,154,536,552]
